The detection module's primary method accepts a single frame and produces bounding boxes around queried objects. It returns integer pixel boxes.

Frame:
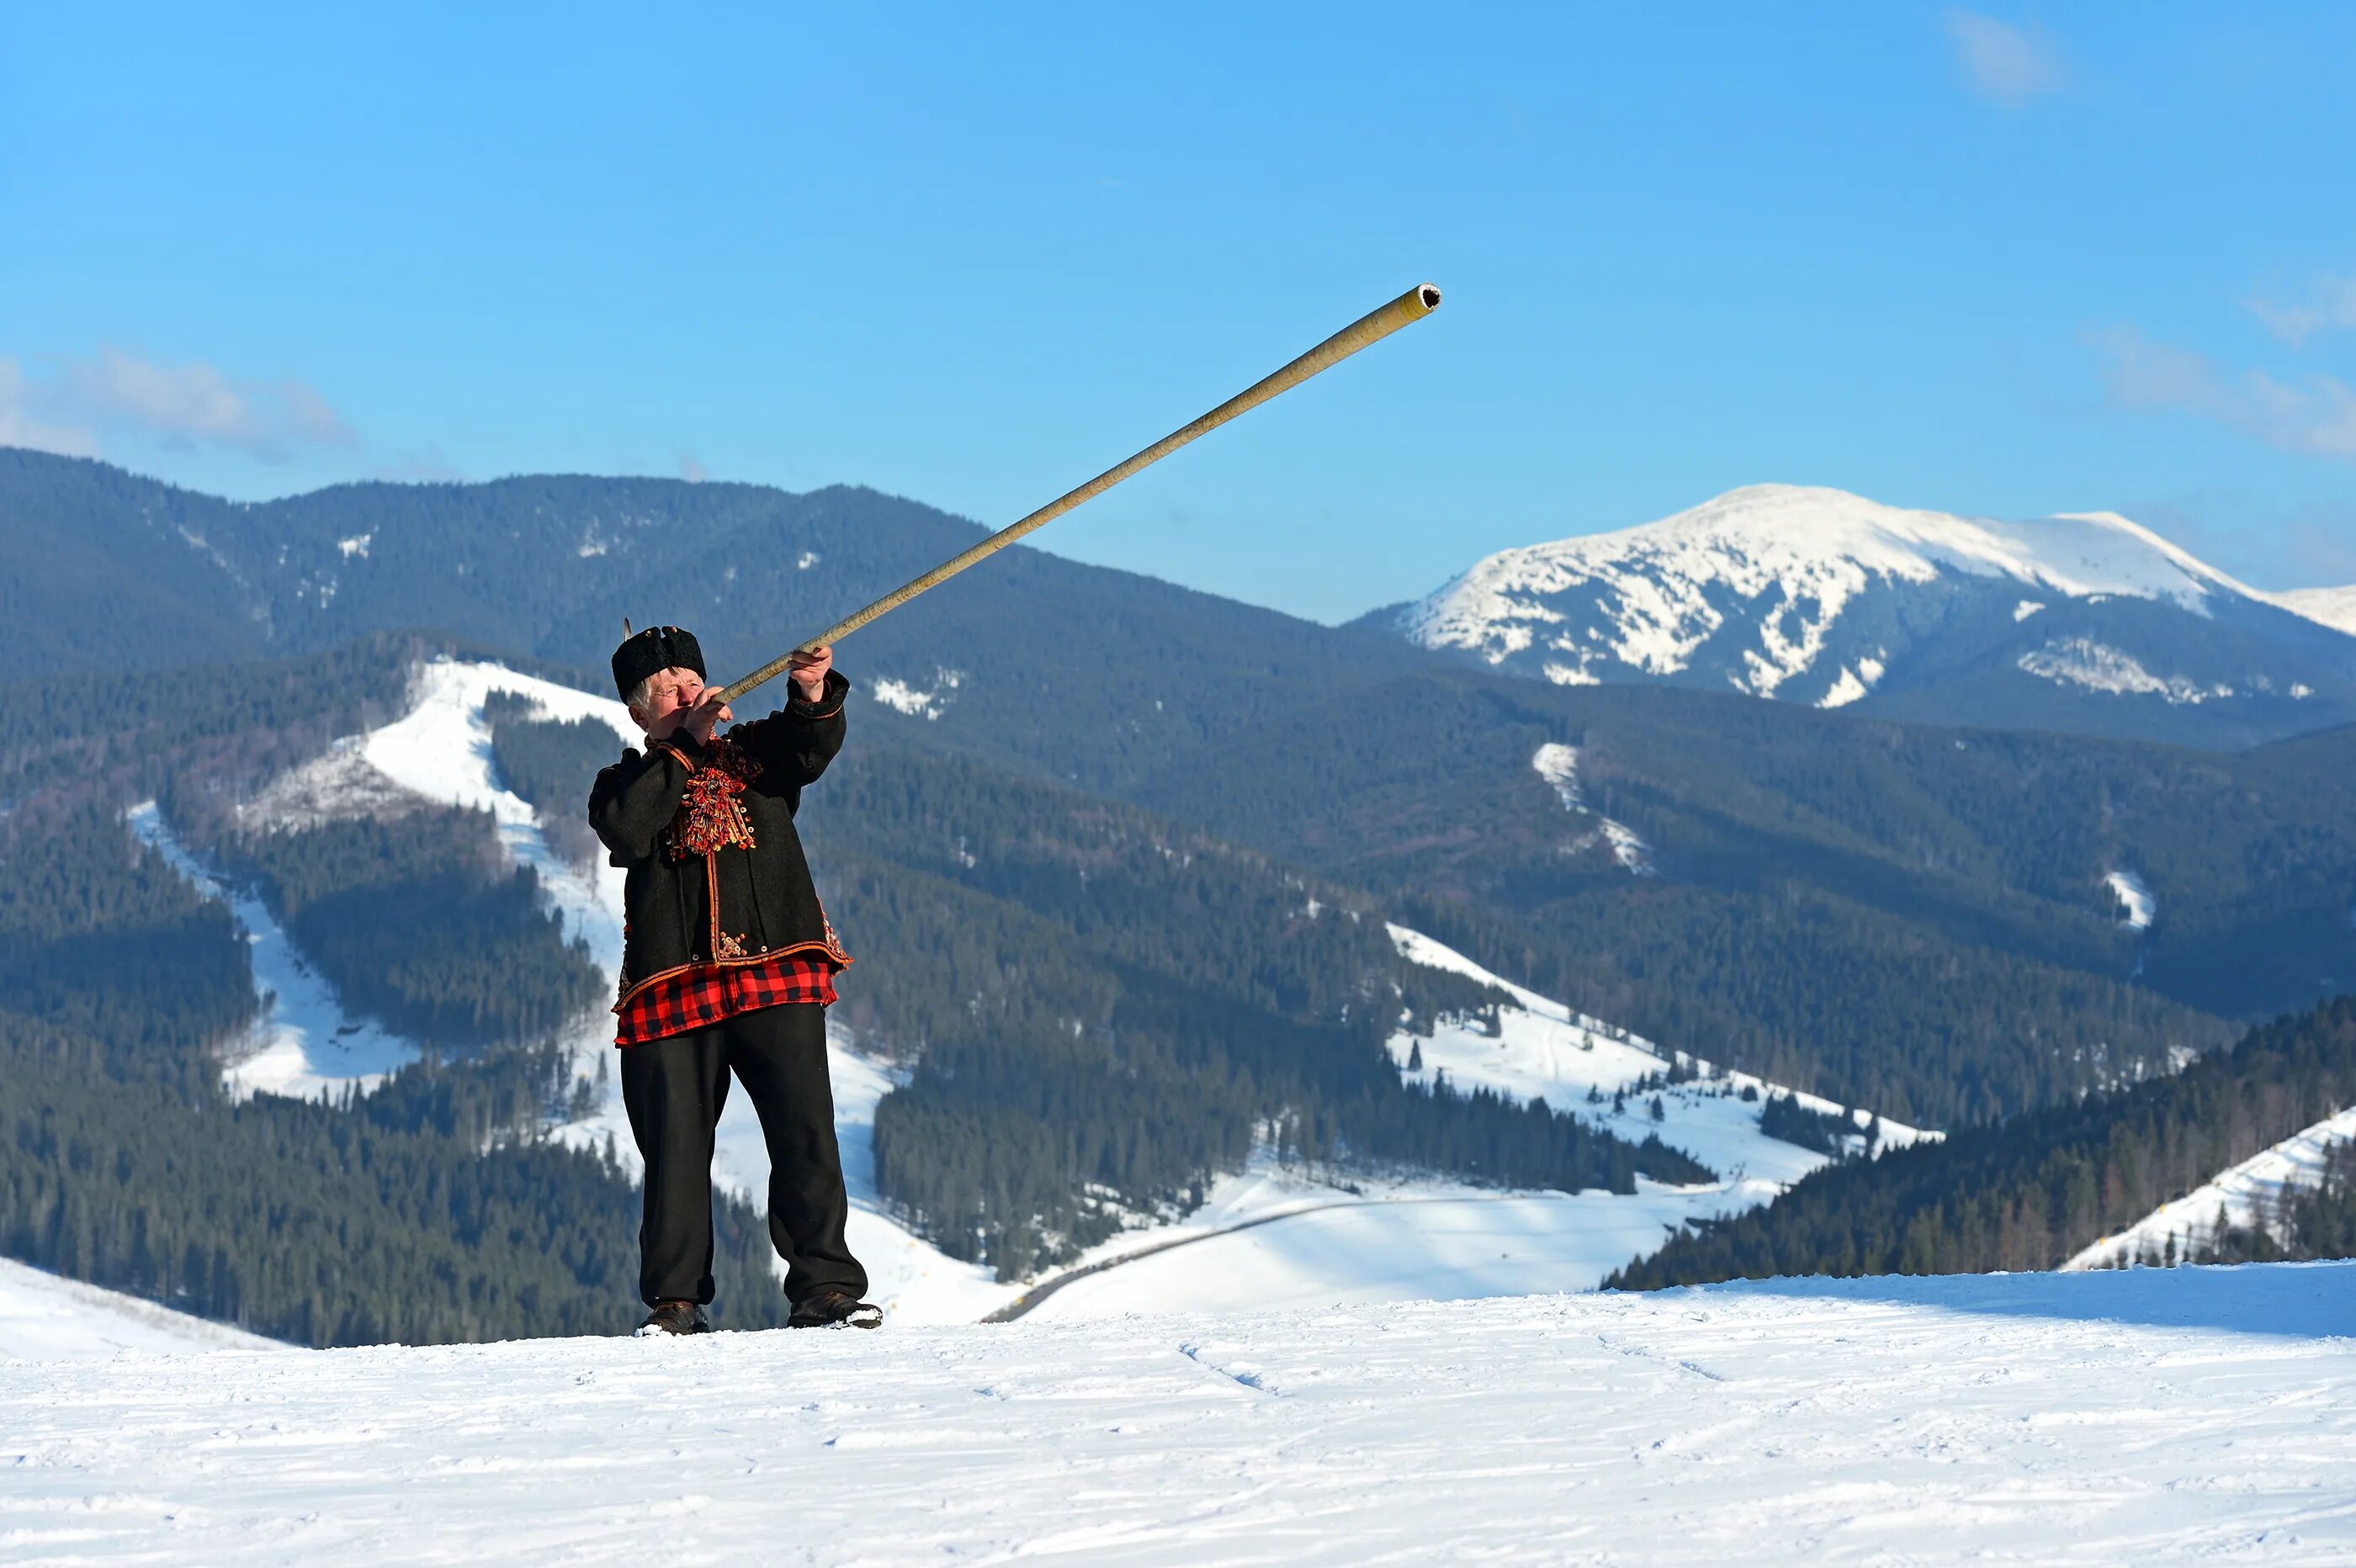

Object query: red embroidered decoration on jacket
[663,737,761,860]
[613,951,839,1046]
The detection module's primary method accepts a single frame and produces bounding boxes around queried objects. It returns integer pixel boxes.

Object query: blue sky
[5,3,2353,621]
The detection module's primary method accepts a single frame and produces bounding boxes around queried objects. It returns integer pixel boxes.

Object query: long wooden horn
[715,282,1442,704]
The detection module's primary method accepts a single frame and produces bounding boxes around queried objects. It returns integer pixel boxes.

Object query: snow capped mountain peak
[1395,485,2283,705]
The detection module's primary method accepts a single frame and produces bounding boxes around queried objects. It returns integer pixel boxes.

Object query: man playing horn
[588,625,879,1334]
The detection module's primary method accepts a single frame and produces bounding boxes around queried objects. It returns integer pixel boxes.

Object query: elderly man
[588,624,878,1334]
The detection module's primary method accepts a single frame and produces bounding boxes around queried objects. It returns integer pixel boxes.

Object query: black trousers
[618,1003,868,1308]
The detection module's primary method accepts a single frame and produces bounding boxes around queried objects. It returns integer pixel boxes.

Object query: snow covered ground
[6,1263,2354,1564]
[2106,869,2157,930]
[2274,583,2356,638]
[2068,1104,2356,1270]
[0,1258,280,1363]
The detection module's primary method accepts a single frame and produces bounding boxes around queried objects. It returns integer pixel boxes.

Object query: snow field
[2105,869,2157,930]
[7,1264,2354,1565]
[0,1258,282,1364]
[1021,922,1934,1319]
[2019,637,2235,705]
[2273,583,2356,638]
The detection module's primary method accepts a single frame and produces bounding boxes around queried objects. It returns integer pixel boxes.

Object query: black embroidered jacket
[586,669,852,1011]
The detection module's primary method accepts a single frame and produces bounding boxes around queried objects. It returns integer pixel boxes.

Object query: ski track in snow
[2068,1105,2356,1270]
[125,803,422,1101]
[6,1264,2356,1564]
[1530,742,1653,876]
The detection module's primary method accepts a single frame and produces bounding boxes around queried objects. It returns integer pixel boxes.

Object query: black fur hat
[612,625,706,701]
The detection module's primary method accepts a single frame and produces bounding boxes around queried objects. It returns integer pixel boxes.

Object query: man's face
[632,666,706,732]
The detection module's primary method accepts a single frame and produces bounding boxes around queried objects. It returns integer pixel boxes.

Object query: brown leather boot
[788,1286,883,1329]
[634,1299,713,1336]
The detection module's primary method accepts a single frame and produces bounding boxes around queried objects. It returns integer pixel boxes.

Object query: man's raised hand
[788,644,833,704]
[682,688,733,744]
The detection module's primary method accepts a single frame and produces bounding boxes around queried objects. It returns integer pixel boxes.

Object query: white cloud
[2092,326,2356,461]
[2249,273,2356,347]
[0,358,101,458]
[1944,11,2065,106]
[0,347,354,463]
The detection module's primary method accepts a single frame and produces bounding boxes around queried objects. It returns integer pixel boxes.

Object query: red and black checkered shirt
[613,951,841,1046]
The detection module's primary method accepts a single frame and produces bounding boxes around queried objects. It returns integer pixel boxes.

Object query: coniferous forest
[2190,1140,2356,1266]
[1608,997,2356,1288]
[0,796,788,1343]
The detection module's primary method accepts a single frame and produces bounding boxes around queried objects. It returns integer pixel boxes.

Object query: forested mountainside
[0,448,1435,794]
[0,799,788,1343]
[215,809,601,1050]
[1608,997,2356,1288]
[487,703,1709,1278]
[1138,670,2356,1123]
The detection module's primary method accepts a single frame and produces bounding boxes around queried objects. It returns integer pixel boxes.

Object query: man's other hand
[789,644,833,705]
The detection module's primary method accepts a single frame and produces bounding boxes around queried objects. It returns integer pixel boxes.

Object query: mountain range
[1370,483,2356,750]
[11,447,2356,1338]
[23,448,2356,756]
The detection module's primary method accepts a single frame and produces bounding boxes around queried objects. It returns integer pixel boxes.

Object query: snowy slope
[2274,584,2356,638]
[1383,924,1931,1179]
[2066,1104,2356,1270]
[1389,485,2356,737]
[1018,928,1929,1320]
[8,1263,2355,1564]
[0,1258,281,1363]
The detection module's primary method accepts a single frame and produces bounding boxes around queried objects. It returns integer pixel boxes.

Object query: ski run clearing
[119,657,1928,1327]
[5,1262,2354,1564]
